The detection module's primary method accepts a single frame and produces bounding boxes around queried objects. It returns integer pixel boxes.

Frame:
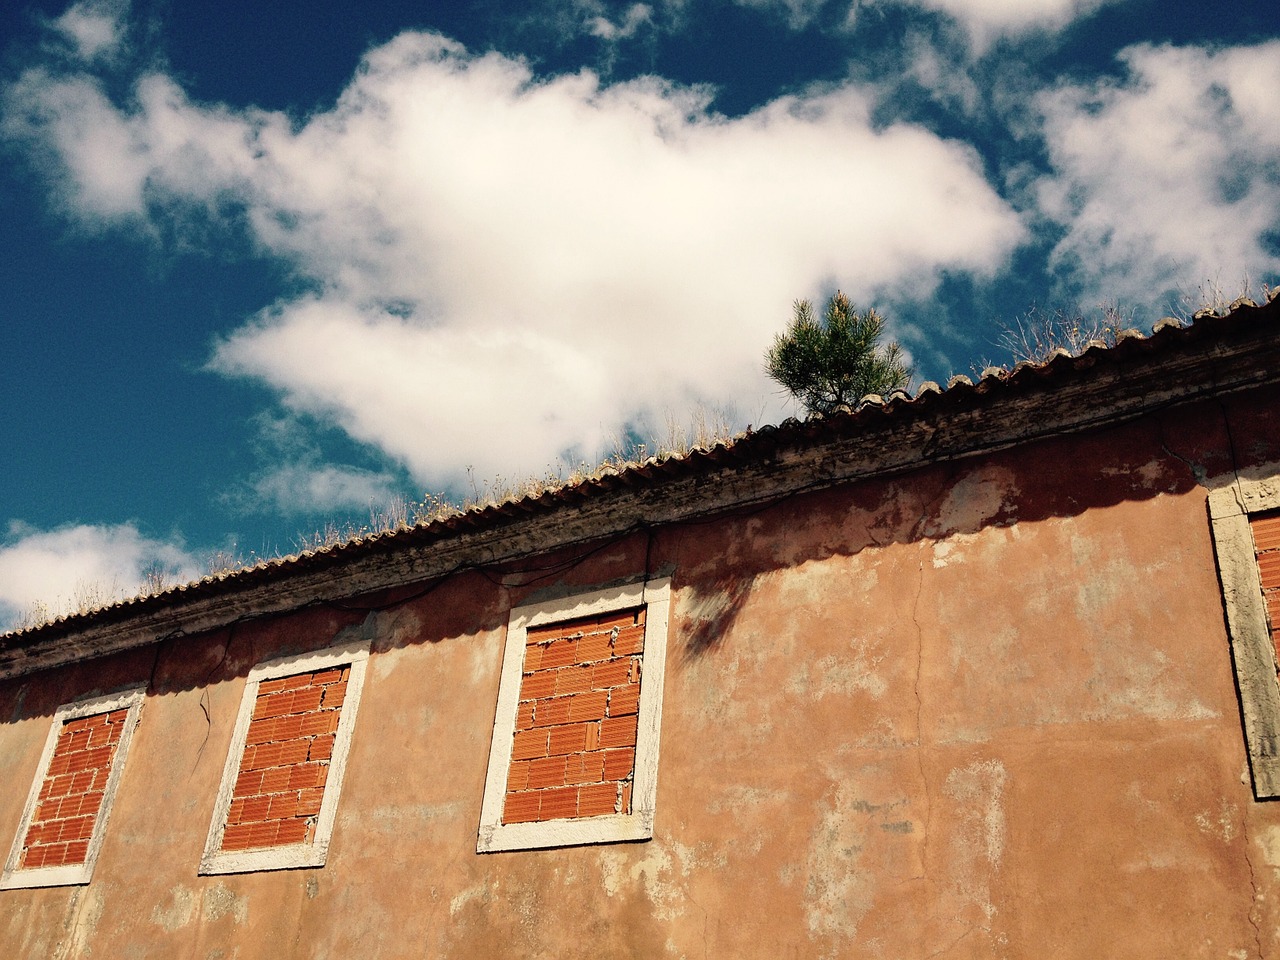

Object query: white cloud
[1034,41,1280,305]
[586,2,654,40]
[0,522,200,630]
[4,30,1023,488]
[248,463,402,516]
[899,0,1113,44]
[49,0,130,63]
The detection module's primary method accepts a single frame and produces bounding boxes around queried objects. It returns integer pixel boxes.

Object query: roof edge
[3,295,1279,679]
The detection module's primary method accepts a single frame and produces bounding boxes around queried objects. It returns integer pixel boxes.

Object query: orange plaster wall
[3,393,1280,958]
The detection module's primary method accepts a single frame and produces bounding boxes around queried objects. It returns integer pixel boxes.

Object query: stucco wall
[3,391,1280,958]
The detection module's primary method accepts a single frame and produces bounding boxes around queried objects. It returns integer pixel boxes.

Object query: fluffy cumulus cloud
[1035,41,1280,304]
[3,31,1023,486]
[0,523,200,629]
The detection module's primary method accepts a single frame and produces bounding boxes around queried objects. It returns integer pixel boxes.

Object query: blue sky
[1,0,1278,627]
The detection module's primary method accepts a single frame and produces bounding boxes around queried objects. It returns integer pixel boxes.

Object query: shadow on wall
[665,393,1276,663]
[3,391,1278,718]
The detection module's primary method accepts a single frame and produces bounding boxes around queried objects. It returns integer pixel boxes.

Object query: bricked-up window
[200,639,370,875]
[478,578,671,853]
[1,686,145,890]
[1250,513,1280,667]
[1209,479,1280,799]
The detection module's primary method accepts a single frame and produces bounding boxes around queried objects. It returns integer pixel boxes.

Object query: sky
[1,0,1278,629]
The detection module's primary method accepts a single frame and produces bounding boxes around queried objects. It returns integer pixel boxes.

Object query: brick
[64,840,91,865]
[220,823,256,851]
[248,715,303,745]
[49,774,76,798]
[253,692,297,720]
[276,739,311,767]
[48,754,72,778]
[600,715,638,749]
[613,623,646,656]
[309,735,336,762]
[25,822,56,847]
[243,742,278,771]
[569,690,608,722]
[527,621,572,645]
[91,768,110,791]
[36,800,61,823]
[66,746,113,774]
[60,816,96,843]
[288,688,325,715]
[515,702,535,731]
[554,665,593,696]
[619,780,633,815]
[79,792,105,820]
[1252,515,1280,550]
[279,817,311,846]
[507,760,530,792]
[297,786,325,817]
[239,795,272,823]
[64,716,99,733]
[311,668,344,686]
[522,645,543,672]
[578,781,619,817]
[608,681,641,717]
[247,821,280,847]
[502,791,542,824]
[40,843,69,868]
[591,658,633,690]
[519,671,557,701]
[321,682,347,709]
[603,747,636,780]
[267,794,299,820]
[539,786,579,821]
[87,724,115,748]
[70,771,97,794]
[21,845,46,869]
[290,763,329,791]
[1258,551,1280,583]
[565,751,606,785]
[532,696,572,727]
[299,710,340,737]
[547,724,589,756]
[233,769,264,797]
[259,766,294,794]
[527,756,568,789]
[228,798,246,825]
[512,729,550,760]
[538,639,579,671]
[54,729,90,757]
[574,631,614,665]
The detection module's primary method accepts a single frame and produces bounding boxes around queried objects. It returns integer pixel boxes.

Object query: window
[200,639,370,874]
[477,577,671,853]
[1209,476,1280,797]
[1,685,145,889]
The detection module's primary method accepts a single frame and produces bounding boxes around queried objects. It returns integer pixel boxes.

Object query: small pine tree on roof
[765,291,911,415]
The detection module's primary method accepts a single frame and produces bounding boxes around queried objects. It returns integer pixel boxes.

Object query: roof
[3,294,1279,679]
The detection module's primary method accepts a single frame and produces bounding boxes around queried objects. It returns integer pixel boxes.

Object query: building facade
[3,296,1280,958]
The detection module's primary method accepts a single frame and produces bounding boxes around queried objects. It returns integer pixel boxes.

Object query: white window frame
[1,685,146,890]
[1209,473,1280,798]
[199,638,371,875]
[477,577,672,853]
